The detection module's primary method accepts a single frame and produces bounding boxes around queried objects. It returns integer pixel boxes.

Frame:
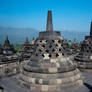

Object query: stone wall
[0,62,20,78]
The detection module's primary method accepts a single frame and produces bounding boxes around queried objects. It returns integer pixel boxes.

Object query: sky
[0,0,92,32]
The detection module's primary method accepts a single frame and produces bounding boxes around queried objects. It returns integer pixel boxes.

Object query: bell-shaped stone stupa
[18,11,83,91]
[75,22,92,72]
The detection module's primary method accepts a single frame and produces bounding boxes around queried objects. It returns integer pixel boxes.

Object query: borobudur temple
[74,22,92,72]
[17,10,83,91]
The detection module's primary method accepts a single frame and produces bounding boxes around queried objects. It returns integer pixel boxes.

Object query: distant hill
[0,27,39,44]
[0,27,89,44]
[61,30,89,43]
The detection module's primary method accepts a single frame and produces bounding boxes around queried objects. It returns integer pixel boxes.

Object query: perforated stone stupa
[3,36,16,55]
[0,36,20,77]
[18,11,83,91]
[75,22,92,72]
[20,37,35,61]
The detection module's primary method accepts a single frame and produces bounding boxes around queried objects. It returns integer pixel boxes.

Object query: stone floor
[0,72,92,92]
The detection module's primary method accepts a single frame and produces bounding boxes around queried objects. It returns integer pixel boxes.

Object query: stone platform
[0,62,20,78]
[0,72,92,92]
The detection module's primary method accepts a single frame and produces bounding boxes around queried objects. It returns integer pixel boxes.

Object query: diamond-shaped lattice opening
[52,40,55,43]
[61,44,63,46]
[89,46,91,50]
[39,49,42,52]
[36,44,39,46]
[87,50,89,53]
[42,44,45,48]
[40,40,42,42]
[56,53,59,57]
[55,44,58,47]
[49,54,51,57]
[58,40,61,43]
[46,40,48,42]
[49,45,52,48]
[36,53,38,56]
[62,53,64,56]
[42,54,44,57]
[52,49,55,52]
[59,48,62,51]
[86,44,89,47]
[89,41,92,44]
[46,50,49,53]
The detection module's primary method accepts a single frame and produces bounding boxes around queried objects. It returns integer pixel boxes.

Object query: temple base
[0,62,20,77]
[17,69,83,91]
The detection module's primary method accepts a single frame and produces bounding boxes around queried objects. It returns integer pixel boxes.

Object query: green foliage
[14,44,22,52]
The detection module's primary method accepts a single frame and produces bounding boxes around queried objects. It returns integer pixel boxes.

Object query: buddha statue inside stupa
[17,10,83,91]
[71,39,80,54]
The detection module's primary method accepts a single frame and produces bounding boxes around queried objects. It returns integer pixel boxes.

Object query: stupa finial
[90,22,92,36]
[32,37,34,40]
[25,37,29,44]
[46,10,53,32]
[26,37,28,42]
[6,35,8,41]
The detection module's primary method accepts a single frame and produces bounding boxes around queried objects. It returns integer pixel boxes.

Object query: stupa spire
[90,22,92,36]
[26,37,28,42]
[46,10,53,32]
[6,35,8,41]
[32,37,34,40]
[25,37,29,45]
[4,35,10,46]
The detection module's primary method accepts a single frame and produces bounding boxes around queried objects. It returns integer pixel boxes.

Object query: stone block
[42,85,48,91]
[49,67,57,73]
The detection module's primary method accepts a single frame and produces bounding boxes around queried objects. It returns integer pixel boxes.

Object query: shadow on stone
[84,83,92,92]
[0,86,4,92]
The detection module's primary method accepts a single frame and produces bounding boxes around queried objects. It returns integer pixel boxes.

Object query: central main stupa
[18,11,83,91]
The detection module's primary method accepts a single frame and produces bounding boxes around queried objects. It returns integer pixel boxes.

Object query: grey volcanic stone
[20,37,35,61]
[0,36,20,77]
[75,22,92,71]
[0,72,92,92]
[18,10,83,91]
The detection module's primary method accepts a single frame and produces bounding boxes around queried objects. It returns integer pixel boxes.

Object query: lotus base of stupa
[17,69,83,91]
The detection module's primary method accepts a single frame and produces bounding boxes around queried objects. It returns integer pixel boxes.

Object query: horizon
[0,26,90,33]
[0,0,92,32]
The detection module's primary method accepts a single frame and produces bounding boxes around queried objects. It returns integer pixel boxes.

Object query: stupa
[71,39,80,54]
[20,37,31,60]
[19,37,35,70]
[61,39,73,56]
[0,44,3,54]
[18,11,83,91]
[20,37,35,60]
[0,44,5,63]
[74,22,92,72]
[0,36,20,77]
[3,36,16,55]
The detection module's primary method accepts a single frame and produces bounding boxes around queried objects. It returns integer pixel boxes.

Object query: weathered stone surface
[18,10,83,91]
[20,37,35,61]
[0,62,20,77]
[0,36,21,77]
[75,22,92,71]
